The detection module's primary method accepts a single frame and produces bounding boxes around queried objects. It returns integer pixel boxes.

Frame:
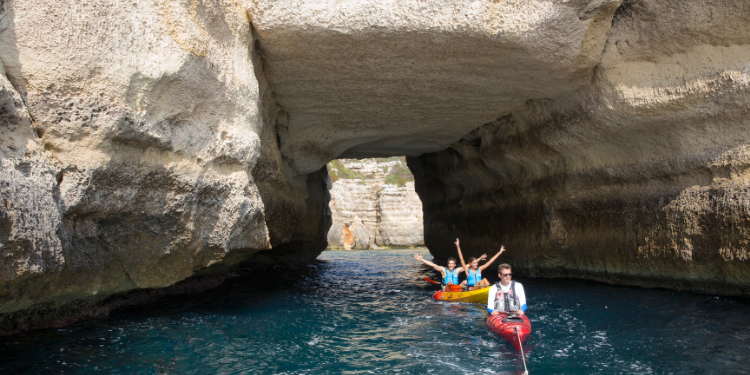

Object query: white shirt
[487,281,526,312]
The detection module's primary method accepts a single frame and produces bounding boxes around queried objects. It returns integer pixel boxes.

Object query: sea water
[1,249,749,374]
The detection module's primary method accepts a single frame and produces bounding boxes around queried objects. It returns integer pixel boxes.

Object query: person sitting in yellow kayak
[413,253,465,291]
[455,238,506,291]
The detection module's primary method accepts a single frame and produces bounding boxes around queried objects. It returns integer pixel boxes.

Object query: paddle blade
[424,277,439,285]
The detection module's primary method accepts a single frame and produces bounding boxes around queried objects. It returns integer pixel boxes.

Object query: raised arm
[455,238,469,276]
[414,253,446,277]
[478,245,506,272]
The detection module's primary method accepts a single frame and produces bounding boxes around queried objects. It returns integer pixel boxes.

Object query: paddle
[515,327,529,374]
[424,277,440,285]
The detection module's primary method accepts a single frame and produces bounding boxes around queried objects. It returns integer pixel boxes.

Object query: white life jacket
[494,280,521,312]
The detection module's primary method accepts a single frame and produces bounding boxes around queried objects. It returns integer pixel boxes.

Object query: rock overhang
[248,0,622,173]
[3,0,750,332]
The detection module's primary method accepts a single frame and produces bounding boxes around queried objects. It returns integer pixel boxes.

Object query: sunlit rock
[0,0,306,323]
[2,0,750,331]
[327,159,423,249]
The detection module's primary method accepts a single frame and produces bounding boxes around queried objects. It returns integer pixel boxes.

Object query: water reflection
[0,250,749,374]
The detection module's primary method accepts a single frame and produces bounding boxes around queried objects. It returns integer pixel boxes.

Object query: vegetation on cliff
[328,157,413,187]
[328,159,364,182]
[384,158,414,187]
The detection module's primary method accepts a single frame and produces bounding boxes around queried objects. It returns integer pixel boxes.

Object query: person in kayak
[487,263,527,316]
[413,253,465,291]
[455,238,506,290]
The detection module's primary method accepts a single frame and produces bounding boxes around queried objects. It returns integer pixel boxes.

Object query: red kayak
[486,312,532,351]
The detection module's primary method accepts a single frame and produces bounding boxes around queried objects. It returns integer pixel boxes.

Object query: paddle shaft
[516,327,529,374]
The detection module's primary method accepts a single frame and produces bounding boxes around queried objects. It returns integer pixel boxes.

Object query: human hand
[491,311,499,316]
[454,238,460,246]
[413,253,422,261]
[479,253,487,261]
[499,245,506,254]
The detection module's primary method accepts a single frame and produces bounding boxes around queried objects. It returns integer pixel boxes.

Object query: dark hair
[469,257,477,263]
[498,263,512,272]
[447,257,457,264]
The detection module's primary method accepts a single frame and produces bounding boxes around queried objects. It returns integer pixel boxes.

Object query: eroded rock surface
[252,0,750,294]
[0,0,269,319]
[248,0,623,173]
[0,0,329,329]
[408,0,750,294]
[327,159,423,249]
[1,0,750,330]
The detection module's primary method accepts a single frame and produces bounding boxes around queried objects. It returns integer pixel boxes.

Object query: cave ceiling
[249,0,621,173]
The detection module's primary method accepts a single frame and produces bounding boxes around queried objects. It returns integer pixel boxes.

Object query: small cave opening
[325,156,425,251]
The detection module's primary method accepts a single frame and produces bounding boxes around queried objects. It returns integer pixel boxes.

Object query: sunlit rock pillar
[0,0,331,330]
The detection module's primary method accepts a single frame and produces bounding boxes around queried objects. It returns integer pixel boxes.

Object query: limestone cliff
[327,158,424,249]
[251,0,750,295]
[0,0,329,330]
[1,0,750,331]
[407,0,750,294]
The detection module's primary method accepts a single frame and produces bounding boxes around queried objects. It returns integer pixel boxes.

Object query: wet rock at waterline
[1,0,750,331]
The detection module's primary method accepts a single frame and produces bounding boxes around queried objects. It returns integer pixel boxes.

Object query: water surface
[1,250,749,374]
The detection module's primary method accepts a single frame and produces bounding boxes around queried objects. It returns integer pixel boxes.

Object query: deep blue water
[1,249,750,374]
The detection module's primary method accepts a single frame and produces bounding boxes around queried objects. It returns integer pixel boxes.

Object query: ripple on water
[1,250,750,374]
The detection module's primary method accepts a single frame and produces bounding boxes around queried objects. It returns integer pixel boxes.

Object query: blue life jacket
[467,269,482,286]
[443,268,459,284]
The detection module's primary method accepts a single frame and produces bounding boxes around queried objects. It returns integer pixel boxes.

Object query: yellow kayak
[432,285,490,303]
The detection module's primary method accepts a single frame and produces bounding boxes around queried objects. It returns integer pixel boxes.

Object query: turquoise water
[1,249,750,374]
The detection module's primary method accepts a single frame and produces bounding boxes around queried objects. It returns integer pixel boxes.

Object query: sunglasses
[500,273,513,277]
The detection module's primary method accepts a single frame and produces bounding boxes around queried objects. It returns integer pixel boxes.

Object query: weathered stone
[2,0,750,331]
[252,166,332,264]
[0,0,328,323]
[0,65,66,314]
[328,180,376,250]
[327,159,423,249]
[248,0,624,173]
[376,182,424,247]
[408,0,750,295]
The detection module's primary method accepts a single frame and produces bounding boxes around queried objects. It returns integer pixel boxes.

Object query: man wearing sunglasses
[487,263,527,316]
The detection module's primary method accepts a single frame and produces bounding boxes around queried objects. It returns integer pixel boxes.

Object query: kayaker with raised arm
[413,253,465,291]
[455,238,506,291]
[487,263,527,316]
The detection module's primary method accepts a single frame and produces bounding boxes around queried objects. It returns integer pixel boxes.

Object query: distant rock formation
[327,159,424,249]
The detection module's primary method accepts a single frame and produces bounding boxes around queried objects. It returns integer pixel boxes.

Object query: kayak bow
[486,312,532,351]
[432,285,490,303]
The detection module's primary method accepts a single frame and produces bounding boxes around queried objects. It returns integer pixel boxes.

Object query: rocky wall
[327,159,423,250]
[2,0,750,332]
[408,0,750,295]
[0,0,331,330]
[376,183,424,247]
[327,179,375,250]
